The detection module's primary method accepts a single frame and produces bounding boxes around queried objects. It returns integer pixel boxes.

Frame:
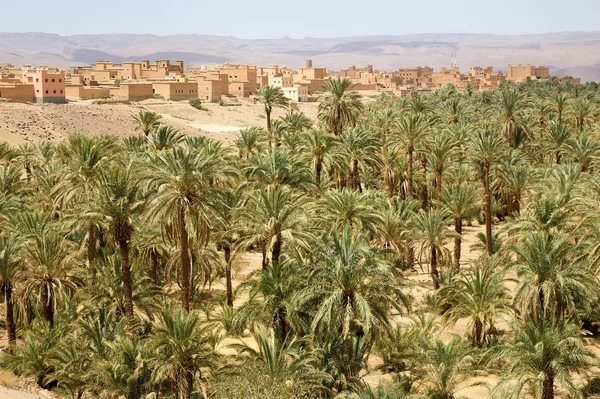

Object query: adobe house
[21,69,66,103]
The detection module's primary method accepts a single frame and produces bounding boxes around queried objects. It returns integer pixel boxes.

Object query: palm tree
[564,131,599,172]
[410,208,457,289]
[21,229,81,327]
[543,122,572,164]
[469,129,506,255]
[394,114,429,198]
[338,127,380,192]
[242,147,313,190]
[442,96,471,124]
[568,97,597,132]
[437,256,513,346]
[255,85,290,147]
[318,78,364,136]
[150,309,218,399]
[299,227,409,342]
[92,162,146,318]
[147,146,228,312]
[0,234,23,346]
[412,336,483,399]
[551,92,570,124]
[374,197,419,269]
[53,134,118,275]
[301,129,337,185]
[281,111,313,134]
[510,231,596,325]
[495,88,528,145]
[441,183,479,270]
[427,133,457,201]
[496,321,596,399]
[236,186,312,268]
[148,125,185,151]
[321,189,382,234]
[235,126,268,160]
[133,109,162,137]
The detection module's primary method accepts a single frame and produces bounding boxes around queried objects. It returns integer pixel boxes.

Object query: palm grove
[1,77,600,399]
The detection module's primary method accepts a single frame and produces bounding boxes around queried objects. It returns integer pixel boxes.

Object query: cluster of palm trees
[0,77,600,399]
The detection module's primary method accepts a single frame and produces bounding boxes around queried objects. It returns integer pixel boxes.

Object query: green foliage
[189,97,208,111]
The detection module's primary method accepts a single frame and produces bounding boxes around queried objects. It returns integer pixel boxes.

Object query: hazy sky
[4,0,600,38]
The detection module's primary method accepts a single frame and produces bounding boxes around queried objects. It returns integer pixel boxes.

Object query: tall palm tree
[133,109,162,137]
[469,129,506,255]
[21,229,81,327]
[338,127,380,192]
[255,85,290,147]
[148,125,185,151]
[236,186,312,268]
[318,78,364,136]
[301,129,337,185]
[410,208,457,289]
[568,97,597,132]
[0,234,23,346]
[496,321,595,399]
[551,92,570,124]
[235,126,268,160]
[437,256,513,346]
[510,231,596,325]
[321,189,382,234]
[495,88,528,145]
[92,162,146,318]
[394,114,430,198]
[299,227,409,342]
[150,309,218,399]
[281,111,313,134]
[543,122,572,164]
[147,146,227,312]
[53,134,118,275]
[427,133,457,201]
[441,183,479,270]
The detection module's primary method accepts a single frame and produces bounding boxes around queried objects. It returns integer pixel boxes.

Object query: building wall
[65,85,111,100]
[228,81,252,98]
[0,84,35,102]
[110,83,154,101]
[507,64,550,81]
[152,81,198,101]
[21,69,66,103]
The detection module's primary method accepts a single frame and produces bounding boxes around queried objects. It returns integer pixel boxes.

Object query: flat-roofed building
[21,69,66,103]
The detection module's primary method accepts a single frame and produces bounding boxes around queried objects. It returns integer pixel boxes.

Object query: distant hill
[1,32,600,82]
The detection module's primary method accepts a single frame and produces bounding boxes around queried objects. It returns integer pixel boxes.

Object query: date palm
[441,183,479,270]
[148,125,185,151]
[469,129,506,255]
[321,189,382,234]
[0,234,23,346]
[511,231,596,325]
[301,129,337,185]
[147,146,230,312]
[543,122,572,164]
[568,97,597,132]
[318,78,363,136]
[496,321,595,399]
[563,131,599,172]
[495,88,528,145]
[551,92,570,124]
[281,111,313,134]
[339,127,380,192]
[410,208,457,289]
[242,147,313,190]
[150,309,218,399]
[394,114,430,198]
[53,134,118,275]
[255,85,290,148]
[427,133,458,201]
[91,162,146,318]
[235,126,268,160]
[437,256,513,346]
[20,229,81,327]
[134,109,162,137]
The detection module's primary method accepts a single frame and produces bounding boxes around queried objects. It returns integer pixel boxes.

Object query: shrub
[189,97,207,111]
[152,93,165,100]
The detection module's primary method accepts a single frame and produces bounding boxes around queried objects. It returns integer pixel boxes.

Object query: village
[0,58,582,104]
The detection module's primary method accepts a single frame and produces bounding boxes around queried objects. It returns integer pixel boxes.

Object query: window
[52,79,55,82]
[45,90,48,94]
[36,90,39,93]
[45,79,48,83]
[36,78,39,82]
[206,86,209,92]
[59,79,62,83]
[53,90,56,94]
[60,90,63,94]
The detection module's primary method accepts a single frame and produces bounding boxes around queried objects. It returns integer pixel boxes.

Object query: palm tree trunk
[483,164,493,256]
[431,247,439,289]
[119,239,134,318]
[407,148,414,198]
[87,224,95,275]
[266,108,272,152]
[185,370,194,399]
[5,285,16,347]
[474,318,483,347]
[150,249,159,285]
[224,245,233,307]
[41,285,54,328]
[272,232,282,266]
[315,156,323,185]
[542,370,554,399]
[421,154,429,209]
[436,165,443,202]
[335,106,342,136]
[453,217,462,271]
[261,242,268,270]
[179,205,192,313]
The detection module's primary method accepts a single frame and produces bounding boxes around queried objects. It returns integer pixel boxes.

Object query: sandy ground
[0,98,320,146]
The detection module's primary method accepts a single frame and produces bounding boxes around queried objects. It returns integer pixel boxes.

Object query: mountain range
[1,32,600,82]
